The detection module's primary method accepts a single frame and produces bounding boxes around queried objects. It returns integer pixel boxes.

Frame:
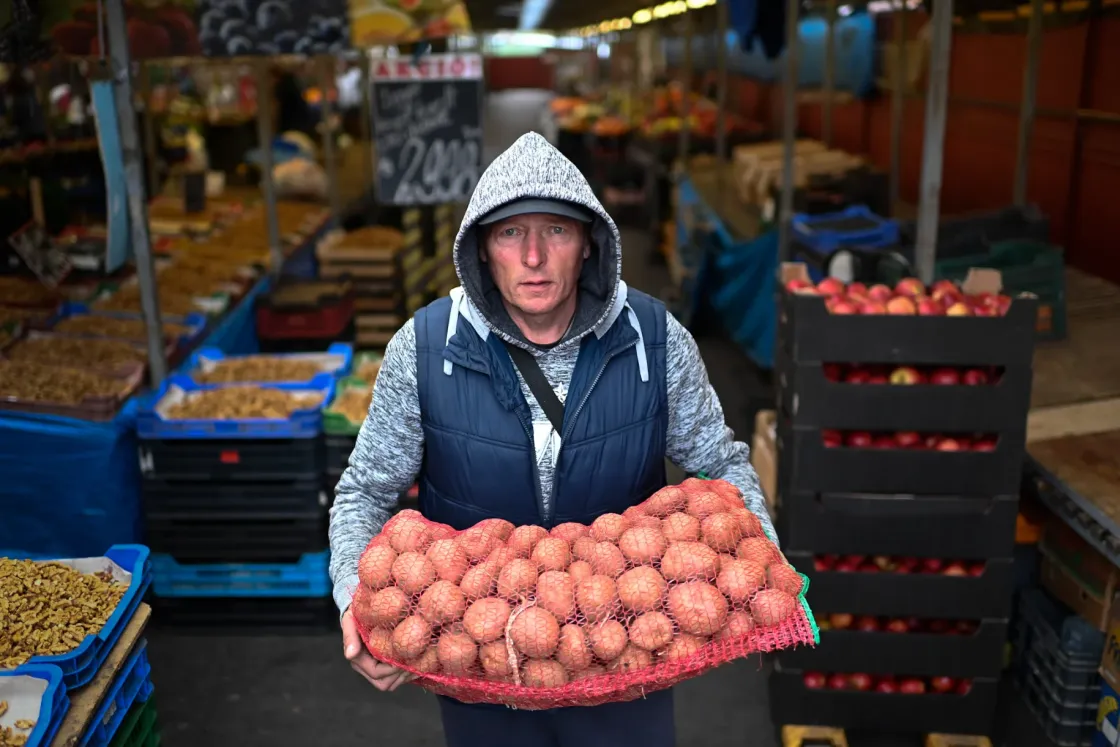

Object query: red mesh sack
[351,478,818,709]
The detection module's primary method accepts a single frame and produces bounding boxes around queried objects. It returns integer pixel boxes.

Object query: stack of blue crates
[1013,587,1106,747]
[136,346,353,629]
[3,546,153,747]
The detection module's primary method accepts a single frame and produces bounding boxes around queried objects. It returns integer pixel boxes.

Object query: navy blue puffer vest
[413,290,668,531]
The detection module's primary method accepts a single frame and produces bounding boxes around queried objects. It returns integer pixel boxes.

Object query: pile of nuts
[0,361,127,404]
[355,357,382,383]
[52,316,191,342]
[0,717,36,747]
[330,384,373,425]
[164,387,324,420]
[8,337,146,368]
[94,285,202,317]
[0,559,127,671]
[270,282,350,307]
[195,356,323,384]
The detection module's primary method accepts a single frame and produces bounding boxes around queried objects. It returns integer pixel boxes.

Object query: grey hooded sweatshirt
[328,132,775,613]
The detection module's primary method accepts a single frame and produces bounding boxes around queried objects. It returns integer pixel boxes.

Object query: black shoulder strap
[503,342,564,432]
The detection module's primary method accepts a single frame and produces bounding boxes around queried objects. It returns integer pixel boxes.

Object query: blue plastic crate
[0,665,70,747]
[78,641,153,747]
[792,205,900,253]
[181,343,353,384]
[8,545,152,690]
[137,375,335,440]
[48,302,208,350]
[151,551,331,598]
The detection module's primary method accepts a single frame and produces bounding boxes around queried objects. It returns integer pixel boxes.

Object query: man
[329,132,775,747]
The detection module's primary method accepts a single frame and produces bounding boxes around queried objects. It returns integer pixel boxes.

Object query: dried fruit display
[352,478,816,709]
[93,286,204,317]
[0,718,35,747]
[331,384,374,424]
[0,559,127,671]
[163,388,325,420]
[194,357,325,384]
[269,282,350,307]
[53,316,191,342]
[0,278,58,307]
[0,362,127,404]
[355,357,382,383]
[7,337,146,368]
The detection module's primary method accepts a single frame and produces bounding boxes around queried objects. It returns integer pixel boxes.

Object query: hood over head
[453,132,625,350]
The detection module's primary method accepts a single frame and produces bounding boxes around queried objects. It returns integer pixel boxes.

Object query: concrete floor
[145,89,1053,747]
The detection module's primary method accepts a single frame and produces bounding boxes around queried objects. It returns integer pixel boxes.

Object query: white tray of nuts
[0,664,68,747]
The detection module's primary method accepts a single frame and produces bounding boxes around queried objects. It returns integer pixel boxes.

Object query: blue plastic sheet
[202,276,270,354]
[712,230,779,369]
[0,400,143,557]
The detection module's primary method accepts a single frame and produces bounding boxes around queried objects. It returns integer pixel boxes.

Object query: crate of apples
[822,363,1001,386]
[786,276,1013,318]
[818,613,979,635]
[821,430,998,452]
[812,555,986,577]
[802,671,973,695]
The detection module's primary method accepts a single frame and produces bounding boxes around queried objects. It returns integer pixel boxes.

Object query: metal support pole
[677,12,693,174]
[1013,0,1045,207]
[913,0,954,285]
[716,0,729,190]
[105,0,166,383]
[889,0,907,211]
[255,60,284,276]
[778,0,801,263]
[822,0,837,148]
[319,56,342,226]
[139,62,159,198]
[359,53,376,203]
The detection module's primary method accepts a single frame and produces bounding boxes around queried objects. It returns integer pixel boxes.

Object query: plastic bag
[273,158,327,201]
[352,478,817,710]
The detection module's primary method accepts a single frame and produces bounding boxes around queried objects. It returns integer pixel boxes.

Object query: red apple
[867,374,889,385]
[842,555,867,566]
[917,298,944,316]
[817,278,846,296]
[936,438,963,451]
[946,302,973,317]
[967,562,986,577]
[847,282,868,298]
[928,368,960,386]
[928,619,950,634]
[845,431,873,448]
[845,368,871,384]
[813,557,833,571]
[785,278,813,293]
[923,434,943,449]
[921,558,944,574]
[849,673,874,691]
[930,281,961,305]
[886,618,909,634]
[860,301,888,315]
[858,562,881,573]
[875,677,898,694]
[895,278,926,298]
[992,295,1012,315]
[834,560,859,573]
[803,671,827,689]
[822,430,844,448]
[930,676,956,694]
[871,436,896,449]
[886,297,917,315]
[971,438,997,452]
[972,304,998,317]
[905,616,923,631]
[970,292,994,307]
[827,673,850,690]
[827,298,860,315]
[829,613,854,629]
[889,366,924,385]
[894,431,922,449]
[823,363,846,381]
[942,562,968,577]
[962,368,989,385]
[867,284,893,302]
[855,616,880,632]
[898,678,926,694]
[955,679,973,695]
[895,557,918,574]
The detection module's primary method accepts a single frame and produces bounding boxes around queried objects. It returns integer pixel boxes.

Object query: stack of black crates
[769,263,1038,738]
[138,384,334,630]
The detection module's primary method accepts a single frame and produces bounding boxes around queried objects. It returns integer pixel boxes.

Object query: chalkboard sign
[7,222,72,288]
[370,54,484,206]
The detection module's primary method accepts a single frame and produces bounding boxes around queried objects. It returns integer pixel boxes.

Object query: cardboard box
[1041,548,1116,632]
[751,409,777,520]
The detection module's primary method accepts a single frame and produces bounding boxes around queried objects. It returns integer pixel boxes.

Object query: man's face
[482,212,589,319]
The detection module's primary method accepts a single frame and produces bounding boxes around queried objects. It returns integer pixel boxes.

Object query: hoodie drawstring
[626,304,649,383]
[444,290,465,376]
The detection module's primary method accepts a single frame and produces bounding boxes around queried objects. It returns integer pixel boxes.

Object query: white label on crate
[138,449,154,475]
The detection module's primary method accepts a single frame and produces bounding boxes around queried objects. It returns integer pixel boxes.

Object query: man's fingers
[340,612,363,659]
[386,671,416,692]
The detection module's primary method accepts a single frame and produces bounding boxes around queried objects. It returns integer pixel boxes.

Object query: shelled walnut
[0,723,31,747]
[195,357,323,384]
[0,362,127,404]
[163,387,324,420]
[8,337,146,368]
[329,384,373,425]
[0,559,127,671]
[355,358,381,383]
[53,316,191,342]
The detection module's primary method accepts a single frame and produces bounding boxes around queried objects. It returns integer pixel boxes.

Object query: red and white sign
[370,53,483,82]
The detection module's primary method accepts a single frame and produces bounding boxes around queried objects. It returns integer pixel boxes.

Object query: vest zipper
[514,406,548,526]
[545,339,639,525]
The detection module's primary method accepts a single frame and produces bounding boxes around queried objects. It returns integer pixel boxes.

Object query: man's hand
[341,609,416,692]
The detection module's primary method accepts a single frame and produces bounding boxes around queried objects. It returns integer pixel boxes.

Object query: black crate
[142,477,328,517]
[144,512,327,563]
[150,595,336,633]
[138,438,323,481]
[788,552,1015,618]
[777,424,1025,496]
[1020,668,1097,747]
[778,492,1018,559]
[776,358,1033,433]
[778,620,1008,678]
[778,285,1038,368]
[769,667,999,735]
[325,435,356,473]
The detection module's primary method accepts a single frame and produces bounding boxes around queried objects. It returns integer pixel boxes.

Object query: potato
[532,537,572,572]
[509,525,549,558]
[359,587,409,629]
[701,513,744,552]
[716,559,767,604]
[590,514,630,543]
[572,665,607,681]
[550,523,590,542]
[714,611,756,642]
[417,580,467,625]
[460,561,499,599]
[536,571,576,620]
[567,560,594,583]
[618,526,668,565]
[660,541,720,582]
[475,518,515,542]
[426,539,469,584]
[589,542,627,578]
[617,567,667,613]
[509,606,561,659]
[358,544,397,590]
[686,492,726,520]
[662,512,701,542]
[643,486,687,517]
[736,537,779,567]
[391,552,437,596]
[458,526,500,562]
[667,582,729,637]
[588,620,628,661]
[571,536,598,563]
[391,616,433,660]
[463,598,512,644]
[365,627,394,660]
[498,558,539,600]
[659,633,708,663]
[628,611,675,652]
[437,630,478,674]
[487,546,519,569]
[750,589,799,626]
[480,640,516,679]
[609,644,652,673]
[412,646,442,675]
[575,575,619,622]
[384,513,433,553]
[768,564,806,596]
[556,624,594,672]
[729,507,764,538]
[522,658,569,687]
